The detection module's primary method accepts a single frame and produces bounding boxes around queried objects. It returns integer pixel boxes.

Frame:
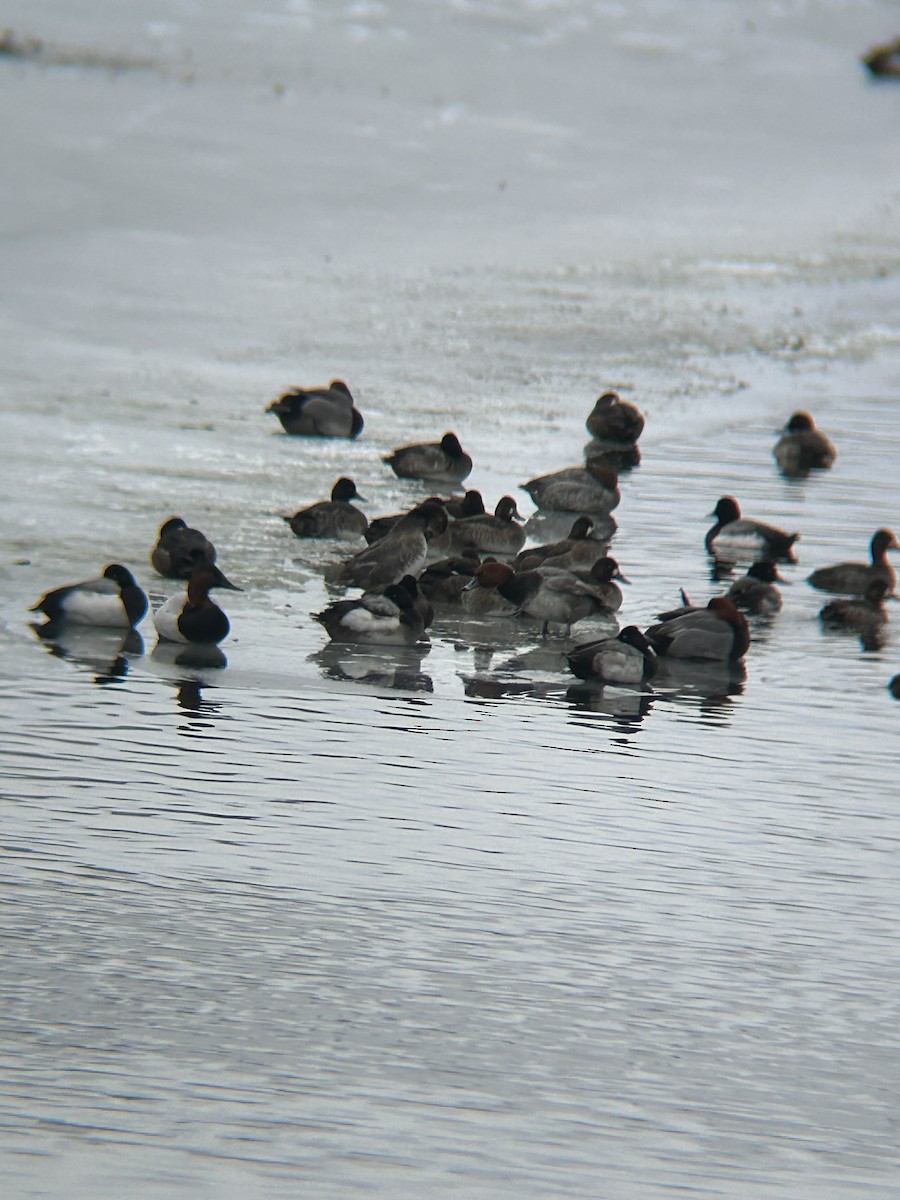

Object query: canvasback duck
[284,477,368,540]
[154,565,241,645]
[338,500,448,590]
[585,391,644,443]
[819,580,891,651]
[314,581,428,646]
[383,432,473,483]
[30,563,148,629]
[725,560,784,615]
[266,379,363,438]
[706,496,799,563]
[449,496,526,555]
[514,516,609,572]
[475,561,618,636]
[773,411,836,476]
[566,626,657,685]
[521,458,620,515]
[461,560,521,617]
[807,529,899,595]
[645,596,750,661]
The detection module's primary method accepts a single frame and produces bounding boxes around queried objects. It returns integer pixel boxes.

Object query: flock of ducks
[27,381,899,697]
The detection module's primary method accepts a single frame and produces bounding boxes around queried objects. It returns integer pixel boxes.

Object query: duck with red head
[706,496,799,564]
[266,379,363,438]
[153,565,241,645]
[645,596,750,661]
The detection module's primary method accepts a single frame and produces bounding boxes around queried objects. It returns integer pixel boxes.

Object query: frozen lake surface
[2,2,900,1196]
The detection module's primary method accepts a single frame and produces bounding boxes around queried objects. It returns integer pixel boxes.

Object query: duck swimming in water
[153,565,241,645]
[566,626,657,685]
[284,478,368,540]
[725,560,784,615]
[314,581,428,646]
[151,517,219,580]
[807,529,899,595]
[818,579,891,651]
[773,411,836,476]
[644,596,750,661]
[31,564,148,629]
[705,496,799,563]
[383,432,473,483]
[266,380,364,438]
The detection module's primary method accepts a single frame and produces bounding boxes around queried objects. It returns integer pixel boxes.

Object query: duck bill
[212,567,242,591]
[615,570,631,584]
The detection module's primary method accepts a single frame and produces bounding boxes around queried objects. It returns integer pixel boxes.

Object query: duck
[807,529,899,595]
[338,500,448,590]
[418,552,481,606]
[773,411,836,476]
[566,626,657,685]
[383,432,472,483]
[449,496,526,555]
[725,560,784,615]
[444,489,486,519]
[265,379,363,438]
[568,556,629,611]
[461,560,522,617]
[472,561,617,636]
[863,37,900,77]
[521,458,620,515]
[30,564,149,629]
[364,490,482,546]
[514,516,609,572]
[819,580,891,651]
[585,391,645,443]
[283,477,368,540]
[153,565,241,645]
[705,496,799,563]
[644,596,750,661]
[151,517,218,580]
[314,581,427,646]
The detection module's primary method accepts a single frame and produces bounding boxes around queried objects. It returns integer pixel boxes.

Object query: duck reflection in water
[31,623,144,685]
[311,643,433,692]
[652,657,747,719]
[151,641,228,670]
[173,679,224,730]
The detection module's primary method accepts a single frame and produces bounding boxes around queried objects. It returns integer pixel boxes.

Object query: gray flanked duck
[266,379,364,438]
[706,496,799,563]
[31,564,148,629]
[284,478,368,540]
[383,432,473,484]
[807,529,899,595]
[449,496,526,555]
[566,626,657,685]
[645,596,750,661]
[521,458,620,515]
[338,500,448,590]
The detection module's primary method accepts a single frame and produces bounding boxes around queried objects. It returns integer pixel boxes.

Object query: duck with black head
[266,379,364,438]
[383,432,473,484]
[725,561,784,615]
[566,626,657,685]
[284,478,368,540]
[31,564,148,629]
